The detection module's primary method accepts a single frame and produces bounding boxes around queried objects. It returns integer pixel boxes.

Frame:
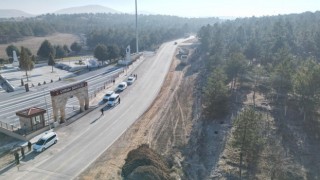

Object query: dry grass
[0,33,80,59]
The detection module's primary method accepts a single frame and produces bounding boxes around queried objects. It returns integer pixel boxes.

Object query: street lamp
[135,0,139,54]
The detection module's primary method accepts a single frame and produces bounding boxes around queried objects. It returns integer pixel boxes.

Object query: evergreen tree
[70,42,82,54]
[19,46,34,81]
[63,44,70,54]
[48,53,55,73]
[54,45,66,58]
[94,44,108,65]
[204,68,229,118]
[37,40,55,58]
[107,44,120,62]
[225,52,248,89]
[6,45,20,58]
[232,108,264,179]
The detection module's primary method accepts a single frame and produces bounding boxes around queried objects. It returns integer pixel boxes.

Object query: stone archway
[50,81,89,123]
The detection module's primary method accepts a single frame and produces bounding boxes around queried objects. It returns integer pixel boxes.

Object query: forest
[0,13,219,51]
[198,11,320,179]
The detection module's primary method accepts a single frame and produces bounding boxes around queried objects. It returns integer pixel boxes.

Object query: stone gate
[50,81,89,123]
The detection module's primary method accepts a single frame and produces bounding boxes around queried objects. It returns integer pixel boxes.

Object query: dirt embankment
[79,43,201,179]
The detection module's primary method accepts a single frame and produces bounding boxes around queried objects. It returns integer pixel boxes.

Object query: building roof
[16,107,46,118]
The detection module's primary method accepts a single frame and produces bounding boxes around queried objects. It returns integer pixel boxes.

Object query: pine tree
[204,68,229,118]
[19,46,34,81]
[48,53,55,73]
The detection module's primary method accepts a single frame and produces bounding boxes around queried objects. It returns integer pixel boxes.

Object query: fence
[89,70,123,100]
[0,121,19,132]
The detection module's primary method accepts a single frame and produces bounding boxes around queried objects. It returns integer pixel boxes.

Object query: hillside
[0,9,33,18]
[54,5,120,15]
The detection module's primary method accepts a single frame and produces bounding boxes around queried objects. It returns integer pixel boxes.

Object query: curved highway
[1,39,182,179]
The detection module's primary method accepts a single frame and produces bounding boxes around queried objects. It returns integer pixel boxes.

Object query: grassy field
[0,33,80,59]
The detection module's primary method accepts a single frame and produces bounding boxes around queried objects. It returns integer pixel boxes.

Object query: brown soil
[78,44,199,179]
[0,33,80,59]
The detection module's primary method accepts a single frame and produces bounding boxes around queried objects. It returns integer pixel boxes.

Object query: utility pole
[135,0,139,54]
[43,88,51,129]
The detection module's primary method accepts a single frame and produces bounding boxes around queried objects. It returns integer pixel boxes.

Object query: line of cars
[103,75,136,107]
[32,75,137,153]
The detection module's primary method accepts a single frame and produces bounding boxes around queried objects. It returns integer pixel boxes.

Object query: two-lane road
[1,39,182,180]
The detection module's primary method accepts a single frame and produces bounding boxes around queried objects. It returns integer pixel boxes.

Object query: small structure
[50,81,89,123]
[16,107,46,133]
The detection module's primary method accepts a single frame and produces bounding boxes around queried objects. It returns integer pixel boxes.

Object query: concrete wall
[0,125,50,141]
[0,127,27,141]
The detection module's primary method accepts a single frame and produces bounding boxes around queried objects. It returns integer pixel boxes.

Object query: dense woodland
[0,13,218,50]
[199,11,320,179]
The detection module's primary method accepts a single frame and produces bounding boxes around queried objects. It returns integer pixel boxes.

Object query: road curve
[1,39,180,180]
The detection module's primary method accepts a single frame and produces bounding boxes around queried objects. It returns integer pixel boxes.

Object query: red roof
[16,107,46,118]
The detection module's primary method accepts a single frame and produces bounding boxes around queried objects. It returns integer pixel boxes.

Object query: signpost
[50,81,88,96]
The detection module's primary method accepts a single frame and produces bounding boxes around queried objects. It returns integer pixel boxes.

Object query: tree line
[0,13,219,45]
[0,13,220,70]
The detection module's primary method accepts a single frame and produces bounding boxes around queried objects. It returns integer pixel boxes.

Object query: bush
[122,144,170,180]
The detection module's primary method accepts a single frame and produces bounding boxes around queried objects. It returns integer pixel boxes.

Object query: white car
[107,94,120,106]
[103,91,115,101]
[127,76,136,85]
[117,82,127,92]
[33,132,58,152]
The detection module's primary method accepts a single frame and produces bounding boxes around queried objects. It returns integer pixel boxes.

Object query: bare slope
[54,5,120,15]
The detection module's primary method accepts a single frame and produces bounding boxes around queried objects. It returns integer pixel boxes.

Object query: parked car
[116,82,127,92]
[127,76,136,85]
[107,94,120,106]
[33,132,58,152]
[103,91,115,101]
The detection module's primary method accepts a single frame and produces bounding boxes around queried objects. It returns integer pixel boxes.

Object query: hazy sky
[1,0,319,17]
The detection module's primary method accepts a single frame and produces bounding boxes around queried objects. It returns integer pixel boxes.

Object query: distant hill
[54,5,120,15]
[0,9,33,18]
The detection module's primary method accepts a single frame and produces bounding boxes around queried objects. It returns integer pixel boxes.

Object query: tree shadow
[270,98,320,179]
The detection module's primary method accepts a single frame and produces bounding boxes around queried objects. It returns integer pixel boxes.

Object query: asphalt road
[1,39,181,179]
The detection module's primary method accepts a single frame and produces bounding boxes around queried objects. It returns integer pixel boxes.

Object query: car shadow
[98,100,107,105]
[20,151,40,162]
[101,105,116,111]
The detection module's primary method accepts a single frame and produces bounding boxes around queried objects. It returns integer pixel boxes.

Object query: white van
[107,94,120,106]
[33,132,58,152]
